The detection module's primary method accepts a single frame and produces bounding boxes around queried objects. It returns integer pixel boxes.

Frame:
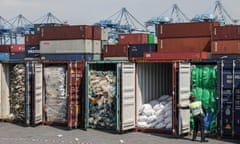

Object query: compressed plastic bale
[202,89,210,109]
[147,115,157,124]
[137,121,149,128]
[165,122,172,129]
[158,95,169,102]
[153,103,164,111]
[143,108,155,117]
[138,115,148,122]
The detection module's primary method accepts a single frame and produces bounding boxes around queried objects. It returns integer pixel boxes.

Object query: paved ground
[0,122,239,144]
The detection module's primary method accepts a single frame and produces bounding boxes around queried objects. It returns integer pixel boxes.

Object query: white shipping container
[92,40,101,54]
[104,57,129,61]
[40,39,93,54]
[101,28,109,40]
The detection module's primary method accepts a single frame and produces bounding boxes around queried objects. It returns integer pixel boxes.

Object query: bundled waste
[191,65,217,133]
[9,64,25,122]
[44,66,67,122]
[88,70,117,128]
[137,95,172,129]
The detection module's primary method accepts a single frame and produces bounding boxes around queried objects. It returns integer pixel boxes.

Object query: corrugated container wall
[157,22,219,38]
[40,25,93,40]
[103,44,128,57]
[217,60,240,137]
[213,25,240,40]
[211,40,240,54]
[118,33,148,44]
[25,34,41,46]
[157,38,211,52]
[40,40,93,54]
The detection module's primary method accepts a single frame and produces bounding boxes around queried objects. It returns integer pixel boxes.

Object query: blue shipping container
[128,44,157,57]
[10,52,25,61]
[0,53,10,61]
[25,45,40,58]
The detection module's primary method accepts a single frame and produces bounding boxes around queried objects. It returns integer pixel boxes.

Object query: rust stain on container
[25,34,41,46]
[118,33,148,44]
[213,25,240,40]
[41,25,93,40]
[157,37,211,52]
[103,44,128,57]
[211,40,240,54]
[157,22,219,38]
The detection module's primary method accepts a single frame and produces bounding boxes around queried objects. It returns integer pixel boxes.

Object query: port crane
[0,16,16,44]
[145,4,190,27]
[95,7,148,40]
[192,1,239,24]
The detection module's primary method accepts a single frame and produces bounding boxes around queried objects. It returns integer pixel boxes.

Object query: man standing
[177,95,208,142]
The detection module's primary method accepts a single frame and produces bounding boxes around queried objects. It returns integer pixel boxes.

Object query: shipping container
[128,44,157,58]
[118,33,148,44]
[33,61,85,129]
[144,52,209,61]
[157,22,219,38]
[85,61,135,132]
[40,25,93,40]
[157,37,211,52]
[0,61,39,126]
[92,40,101,54]
[0,53,10,61]
[25,34,41,46]
[217,60,240,137]
[211,40,240,54]
[103,44,128,57]
[10,52,25,61]
[135,62,191,135]
[40,39,93,54]
[40,54,92,61]
[25,45,40,58]
[34,23,62,34]
[0,45,10,52]
[213,25,240,40]
[101,28,109,41]
[92,26,101,40]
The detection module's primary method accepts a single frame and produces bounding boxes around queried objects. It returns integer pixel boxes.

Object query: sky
[0,0,240,26]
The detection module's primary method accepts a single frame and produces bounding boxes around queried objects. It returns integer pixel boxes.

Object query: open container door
[33,63,43,125]
[121,63,136,131]
[178,62,191,135]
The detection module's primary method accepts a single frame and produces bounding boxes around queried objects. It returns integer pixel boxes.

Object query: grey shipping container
[217,60,240,137]
[85,61,136,132]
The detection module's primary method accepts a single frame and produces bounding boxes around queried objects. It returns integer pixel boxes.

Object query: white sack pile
[9,64,25,121]
[44,66,67,122]
[137,95,172,129]
[88,70,117,128]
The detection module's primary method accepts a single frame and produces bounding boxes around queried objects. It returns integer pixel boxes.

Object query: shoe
[201,139,208,142]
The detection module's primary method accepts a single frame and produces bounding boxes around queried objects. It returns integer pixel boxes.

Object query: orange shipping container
[103,44,128,57]
[157,37,211,52]
[157,22,219,38]
[211,40,240,54]
[118,33,148,44]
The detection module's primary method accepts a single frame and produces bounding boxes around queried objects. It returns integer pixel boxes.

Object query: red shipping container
[157,37,211,52]
[25,34,41,46]
[157,22,219,38]
[211,40,240,54]
[92,26,101,40]
[103,44,128,57]
[41,25,93,40]
[213,25,240,40]
[10,44,25,53]
[143,52,209,61]
[118,33,148,44]
[0,45,11,52]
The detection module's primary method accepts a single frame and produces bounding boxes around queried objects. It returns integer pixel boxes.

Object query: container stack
[39,25,106,60]
[0,44,25,61]
[211,25,240,55]
[103,33,157,60]
[25,34,41,59]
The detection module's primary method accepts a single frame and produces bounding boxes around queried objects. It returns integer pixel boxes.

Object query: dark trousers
[192,114,205,141]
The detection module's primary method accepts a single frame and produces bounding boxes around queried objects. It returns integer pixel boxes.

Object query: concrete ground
[0,122,238,144]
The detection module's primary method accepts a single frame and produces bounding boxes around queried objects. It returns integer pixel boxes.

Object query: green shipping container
[148,34,155,44]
